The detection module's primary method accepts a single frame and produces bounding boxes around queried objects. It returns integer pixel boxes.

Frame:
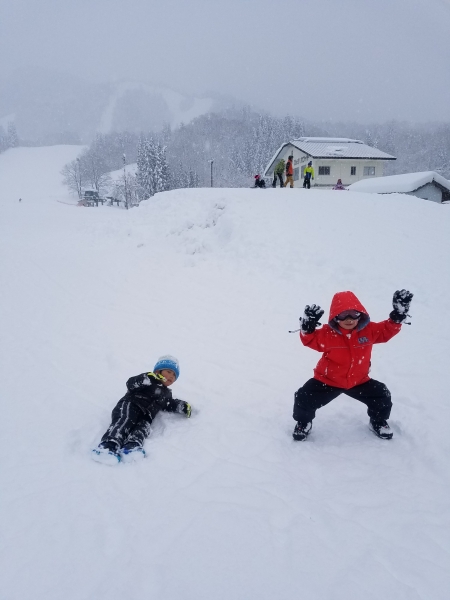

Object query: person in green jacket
[303,161,315,189]
[272,158,285,188]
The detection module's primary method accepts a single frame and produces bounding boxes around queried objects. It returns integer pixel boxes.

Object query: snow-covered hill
[0,67,227,141]
[1,147,449,600]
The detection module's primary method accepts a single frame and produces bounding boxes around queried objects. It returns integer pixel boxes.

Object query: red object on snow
[300,291,401,389]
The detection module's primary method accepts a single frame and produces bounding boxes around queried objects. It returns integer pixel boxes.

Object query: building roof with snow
[349,171,450,193]
[292,137,396,160]
[348,171,450,203]
[266,138,396,167]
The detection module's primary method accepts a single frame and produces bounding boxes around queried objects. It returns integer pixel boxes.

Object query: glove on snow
[300,304,324,334]
[389,289,413,323]
[177,401,192,418]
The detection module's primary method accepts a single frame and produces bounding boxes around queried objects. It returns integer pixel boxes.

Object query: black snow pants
[293,378,392,424]
[272,173,284,187]
[100,398,153,452]
[303,176,311,189]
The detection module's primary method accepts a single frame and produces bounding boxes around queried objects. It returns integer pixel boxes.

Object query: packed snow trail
[0,147,449,600]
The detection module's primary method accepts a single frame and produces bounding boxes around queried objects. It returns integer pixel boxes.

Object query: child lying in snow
[92,355,191,465]
[292,290,413,441]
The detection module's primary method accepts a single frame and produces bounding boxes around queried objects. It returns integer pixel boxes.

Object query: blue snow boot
[91,446,121,465]
[121,445,146,463]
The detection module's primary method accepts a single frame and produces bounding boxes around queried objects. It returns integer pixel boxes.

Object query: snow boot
[369,419,393,440]
[121,445,146,464]
[293,421,312,441]
[91,446,121,465]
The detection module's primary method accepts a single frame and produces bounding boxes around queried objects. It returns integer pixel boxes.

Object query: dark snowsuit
[100,372,188,452]
[303,166,314,189]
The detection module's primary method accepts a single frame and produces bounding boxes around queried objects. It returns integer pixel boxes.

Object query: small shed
[264,137,396,187]
[348,171,450,204]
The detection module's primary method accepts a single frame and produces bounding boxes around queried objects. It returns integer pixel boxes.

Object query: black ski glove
[177,401,192,418]
[389,289,413,323]
[300,304,324,334]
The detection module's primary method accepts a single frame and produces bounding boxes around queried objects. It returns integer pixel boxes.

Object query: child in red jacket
[293,290,413,441]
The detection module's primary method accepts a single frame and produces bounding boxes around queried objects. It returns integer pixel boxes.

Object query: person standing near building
[272,158,285,188]
[284,155,294,188]
[303,161,314,189]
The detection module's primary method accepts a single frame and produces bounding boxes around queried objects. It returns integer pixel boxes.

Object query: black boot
[369,419,393,440]
[293,421,312,441]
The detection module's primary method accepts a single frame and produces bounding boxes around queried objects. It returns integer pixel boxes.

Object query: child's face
[338,317,359,330]
[158,369,176,386]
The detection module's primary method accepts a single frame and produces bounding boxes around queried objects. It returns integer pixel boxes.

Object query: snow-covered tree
[113,172,140,209]
[136,137,158,198]
[0,126,7,153]
[154,143,170,193]
[78,138,111,194]
[7,122,19,148]
[61,158,83,198]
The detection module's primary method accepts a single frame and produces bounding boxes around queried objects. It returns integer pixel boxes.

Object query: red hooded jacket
[300,291,401,389]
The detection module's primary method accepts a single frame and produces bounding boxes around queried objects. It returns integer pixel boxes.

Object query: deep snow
[1,146,449,600]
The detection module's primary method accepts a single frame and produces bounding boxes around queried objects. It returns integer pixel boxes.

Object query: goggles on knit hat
[153,355,180,380]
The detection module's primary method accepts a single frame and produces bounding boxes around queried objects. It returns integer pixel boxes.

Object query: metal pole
[123,153,128,209]
[209,159,214,188]
[76,157,81,198]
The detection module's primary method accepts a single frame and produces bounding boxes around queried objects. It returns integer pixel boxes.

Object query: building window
[318,166,330,176]
[294,167,299,181]
[363,166,376,176]
[351,166,356,176]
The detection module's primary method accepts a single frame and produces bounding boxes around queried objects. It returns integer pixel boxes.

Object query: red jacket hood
[328,291,370,332]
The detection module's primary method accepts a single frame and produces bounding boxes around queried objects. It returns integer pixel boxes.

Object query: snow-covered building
[349,171,450,204]
[264,137,396,187]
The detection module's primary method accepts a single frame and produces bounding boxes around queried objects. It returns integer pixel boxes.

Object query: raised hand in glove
[300,304,324,334]
[389,289,413,323]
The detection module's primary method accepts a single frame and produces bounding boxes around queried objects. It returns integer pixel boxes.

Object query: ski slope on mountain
[1,147,449,600]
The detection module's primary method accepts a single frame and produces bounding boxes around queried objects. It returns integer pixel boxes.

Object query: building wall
[406,183,442,203]
[267,145,387,187]
[312,159,384,187]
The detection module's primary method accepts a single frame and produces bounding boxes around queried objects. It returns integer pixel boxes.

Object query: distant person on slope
[272,159,285,188]
[303,161,314,188]
[284,155,294,188]
[332,178,346,190]
[92,356,192,465]
[253,174,266,188]
[292,290,413,441]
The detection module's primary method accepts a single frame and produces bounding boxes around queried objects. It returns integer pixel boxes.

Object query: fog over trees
[2,88,449,196]
[53,107,450,197]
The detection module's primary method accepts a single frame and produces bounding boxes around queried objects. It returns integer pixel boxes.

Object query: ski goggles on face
[335,310,361,321]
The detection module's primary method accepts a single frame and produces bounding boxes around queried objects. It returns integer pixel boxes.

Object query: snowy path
[0,148,449,599]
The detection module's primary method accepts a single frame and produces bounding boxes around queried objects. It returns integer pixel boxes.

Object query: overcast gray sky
[1,0,450,123]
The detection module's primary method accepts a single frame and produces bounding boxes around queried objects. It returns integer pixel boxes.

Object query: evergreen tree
[136,137,158,198]
[0,126,7,153]
[154,143,170,193]
[7,122,19,148]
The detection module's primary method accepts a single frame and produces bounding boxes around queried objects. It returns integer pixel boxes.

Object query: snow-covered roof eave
[263,142,292,176]
[307,155,397,160]
[348,171,450,194]
[290,140,396,160]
